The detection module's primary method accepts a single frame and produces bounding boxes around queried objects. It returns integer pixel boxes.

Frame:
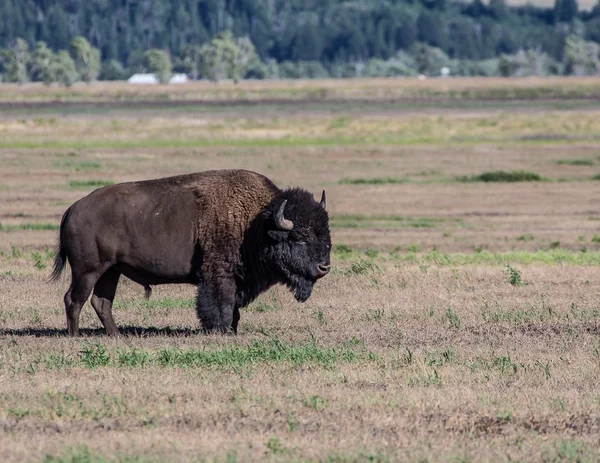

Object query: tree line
[1,0,600,84]
[1,36,101,85]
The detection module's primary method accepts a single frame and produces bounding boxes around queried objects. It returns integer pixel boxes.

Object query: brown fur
[51,169,331,335]
[188,170,279,274]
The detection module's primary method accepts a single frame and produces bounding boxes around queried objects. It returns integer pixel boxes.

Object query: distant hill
[503,0,595,9]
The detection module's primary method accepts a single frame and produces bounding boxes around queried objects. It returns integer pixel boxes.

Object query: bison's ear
[268,230,289,242]
[320,190,326,210]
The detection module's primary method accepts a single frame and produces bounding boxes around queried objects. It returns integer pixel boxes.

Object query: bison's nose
[316,263,331,277]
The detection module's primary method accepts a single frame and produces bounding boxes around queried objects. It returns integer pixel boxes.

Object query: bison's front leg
[196,277,236,334]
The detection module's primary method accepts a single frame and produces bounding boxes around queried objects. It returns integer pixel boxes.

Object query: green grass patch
[505,264,523,286]
[332,244,395,261]
[42,352,76,371]
[394,249,600,266]
[247,300,280,312]
[0,129,596,151]
[328,116,351,129]
[592,173,600,180]
[541,439,597,463]
[483,297,595,325]
[332,244,354,258]
[78,337,370,370]
[341,259,380,276]
[456,170,544,183]
[76,161,102,171]
[0,222,59,231]
[69,180,115,189]
[483,306,557,324]
[116,348,152,368]
[339,177,409,185]
[0,136,393,151]
[516,234,535,241]
[43,445,157,463]
[329,214,462,229]
[54,159,103,172]
[556,158,595,166]
[334,245,600,266]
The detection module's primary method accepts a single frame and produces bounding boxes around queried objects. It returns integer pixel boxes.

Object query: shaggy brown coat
[51,169,331,335]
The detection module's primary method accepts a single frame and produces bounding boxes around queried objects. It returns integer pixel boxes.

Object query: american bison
[51,169,331,335]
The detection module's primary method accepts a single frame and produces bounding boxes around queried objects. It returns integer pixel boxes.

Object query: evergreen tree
[347,27,368,60]
[590,0,600,18]
[448,19,481,59]
[422,0,447,10]
[587,17,600,43]
[489,0,507,18]
[417,11,447,49]
[47,6,70,50]
[396,22,417,50]
[464,0,488,18]
[291,23,324,61]
[554,0,578,23]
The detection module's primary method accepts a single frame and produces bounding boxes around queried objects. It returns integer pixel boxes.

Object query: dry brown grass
[2,264,600,462]
[1,81,600,462]
[0,76,600,104]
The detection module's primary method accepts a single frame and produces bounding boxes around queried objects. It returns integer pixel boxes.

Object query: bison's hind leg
[232,307,241,334]
[90,268,121,336]
[64,271,101,336]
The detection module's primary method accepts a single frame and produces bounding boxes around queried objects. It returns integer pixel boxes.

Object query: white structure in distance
[127,73,189,84]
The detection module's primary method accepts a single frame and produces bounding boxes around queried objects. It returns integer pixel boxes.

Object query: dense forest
[1,0,600,81]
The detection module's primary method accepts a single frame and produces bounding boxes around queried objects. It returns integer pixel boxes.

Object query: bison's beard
[285,274,314,302]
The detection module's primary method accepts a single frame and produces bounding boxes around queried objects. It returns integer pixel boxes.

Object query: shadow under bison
[0,326,202,338]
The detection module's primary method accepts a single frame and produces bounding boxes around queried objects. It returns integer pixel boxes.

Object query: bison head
[264,188,331,302]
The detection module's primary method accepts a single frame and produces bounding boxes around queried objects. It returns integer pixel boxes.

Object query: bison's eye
[291,228,310,242]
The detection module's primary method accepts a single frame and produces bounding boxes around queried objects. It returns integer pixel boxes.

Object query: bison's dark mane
[235,187,328,308]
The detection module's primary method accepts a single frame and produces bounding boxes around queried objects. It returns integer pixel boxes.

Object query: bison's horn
[320,190,326,210]
[275,200,294,230]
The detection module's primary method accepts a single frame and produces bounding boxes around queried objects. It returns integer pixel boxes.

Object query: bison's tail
[49,207,71,282]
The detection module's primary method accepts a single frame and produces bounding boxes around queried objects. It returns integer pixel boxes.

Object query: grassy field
[1,77,600,105]
[1,78,600,462]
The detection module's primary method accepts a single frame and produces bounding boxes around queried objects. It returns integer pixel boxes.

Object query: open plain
[1,78,600,462]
